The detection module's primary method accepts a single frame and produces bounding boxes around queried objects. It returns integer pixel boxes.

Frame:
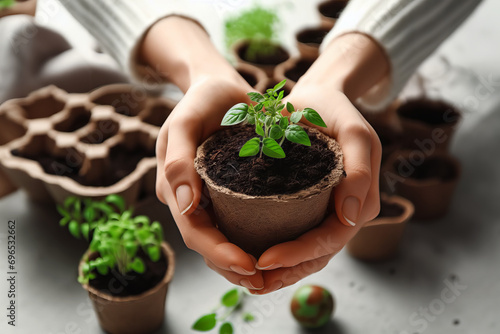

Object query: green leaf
[273,79,286,93]
[303,108,327,127]
[265,116,274,127]
[255,103,264,112]
[69,220,81,239]
[286,102,295,113]
[285,125,311,146]
[277,90,284,101]
[239,138,260,157]
[83,207,95,222]
[63,196,77,209]
[290,111,303,124]
[81,223,90,240]
[96,261,109,276]
[262,138,285,158]
[59,216,70,227]
[255,124,265,137]
[269,125,283,140]
[243,312,255,322]
[151,222,164,241]
[133,215,150,225]
[0,0,15,9]
[247,92,265,103]
[192,313,217,332]
[219,322,234,334]
[147,245,161,262]
[246,114,255,125]
[105,194,125,212]
[124,241,138,257]
[280,117,289,129]
[221,288,240,307]
[57,205,70,219]
[130,257,145,273]
[221,103,248,126]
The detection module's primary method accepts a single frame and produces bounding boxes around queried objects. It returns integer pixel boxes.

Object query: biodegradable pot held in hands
[79,242,175,334]
[0,0,37,19]
[396,98,461,152]
[194,81,344,257]
[381,150,461,220]
[347,193,414,261]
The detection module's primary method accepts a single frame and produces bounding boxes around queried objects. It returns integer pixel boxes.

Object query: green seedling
[57,195,164,284]
[224,6,281,61]
[221,79,327,159]
[192,288,255,333]
[0,0,15,9]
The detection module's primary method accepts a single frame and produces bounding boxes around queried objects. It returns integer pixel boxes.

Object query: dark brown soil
[319,0,348,19]
[397,99,460,125]
[54,107,91,132]
[238,42,290,66]
[378,201,404,218]
[202,125,339,196]
[12,144,154,187]
[396,156,457,182]
[297,27,330,45]
[80,120,119,144]
[237,68,258,88]
[285,59,314,83]
[89,249,168,297]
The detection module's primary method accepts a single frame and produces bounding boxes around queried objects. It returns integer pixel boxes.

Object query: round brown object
[79,242,175,334]
[295,26,331,60]
[347,193,414,261]
[195,127,344,257]
[232,40,290,77]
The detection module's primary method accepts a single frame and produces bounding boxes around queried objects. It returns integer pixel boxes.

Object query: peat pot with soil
[58,195,175,334]
[225,6,290,76]
[195,80,345,257]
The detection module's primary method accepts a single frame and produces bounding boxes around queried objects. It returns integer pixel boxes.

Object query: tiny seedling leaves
[286,102,295,113]
[219,322,234,334]
[285,124,311,146]
[246,114,256,125]
[262,138,286,158]
[273,79,286,92]
[256,124,265,137]
[192,313,217,332]
[239,137,260,157]
[290,111,303,124]
[269,125,283,139]
[247,92,265,103]
[279,116,289,129]
[221,103,248,126]
[221,288,240,307]
[303,108,327,127]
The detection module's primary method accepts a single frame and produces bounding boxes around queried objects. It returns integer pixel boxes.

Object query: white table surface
[1,0,500,333]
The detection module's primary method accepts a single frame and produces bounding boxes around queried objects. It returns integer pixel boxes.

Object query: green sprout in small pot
[57,195,164,285]
[221,79,327,159]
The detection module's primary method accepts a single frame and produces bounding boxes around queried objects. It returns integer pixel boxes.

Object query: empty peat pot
[79,242,175,334]
[396,98,461,152]
[195,125,345,257]
[381,150,461,220]
[295,26,331,60]
[276,57,315,86]
[347,193,414,261]
[232,40,290,77]
[317,0,349,28]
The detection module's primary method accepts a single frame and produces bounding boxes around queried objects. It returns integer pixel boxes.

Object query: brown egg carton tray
[0,84,176,205]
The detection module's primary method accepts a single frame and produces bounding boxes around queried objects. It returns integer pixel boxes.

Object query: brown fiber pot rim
[78,241,175,303]
[365,193,414,227]
[195,126,345,201]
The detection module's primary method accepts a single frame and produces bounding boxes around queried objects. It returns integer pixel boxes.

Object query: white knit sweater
[58,0,482,110]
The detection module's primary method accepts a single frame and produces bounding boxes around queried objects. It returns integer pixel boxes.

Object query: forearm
[297,33,389,101]
[140,17,238,92]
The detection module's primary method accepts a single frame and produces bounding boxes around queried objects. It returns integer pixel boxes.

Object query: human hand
[143,17,264,291]
[253,33,389,294]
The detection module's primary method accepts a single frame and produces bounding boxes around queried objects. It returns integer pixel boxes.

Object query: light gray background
[1,0,500,333]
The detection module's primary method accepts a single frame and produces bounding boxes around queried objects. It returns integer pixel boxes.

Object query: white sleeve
[57,0,215,84]
[321,0,482,111]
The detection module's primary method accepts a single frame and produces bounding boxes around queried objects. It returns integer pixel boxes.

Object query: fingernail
[342,196,360,226]
[176,185,193,215]
[264,281,283,294]
[240,279,263,290]
[230,265,256,276]
[255,263,283,270]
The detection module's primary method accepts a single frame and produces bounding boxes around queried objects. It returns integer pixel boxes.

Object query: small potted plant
[0,0,37,19]
[195,80,345,257]
[225,6,290,77]
[347,193,414,261]
[58,195,175,334]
